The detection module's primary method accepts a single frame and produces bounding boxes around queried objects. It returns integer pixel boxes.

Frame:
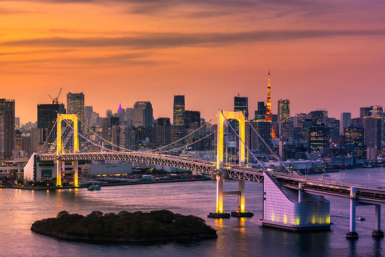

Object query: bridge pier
[56,159,62,187]
[72,161,78,187]
[373,205,384,237]
[208,175,230,218]
[346,187,359,239]
[231,180,253,217]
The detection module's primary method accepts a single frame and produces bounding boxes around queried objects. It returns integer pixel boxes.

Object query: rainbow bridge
[24,110,385,239]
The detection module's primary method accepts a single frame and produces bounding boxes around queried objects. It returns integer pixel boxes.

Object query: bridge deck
[37,152,385,204]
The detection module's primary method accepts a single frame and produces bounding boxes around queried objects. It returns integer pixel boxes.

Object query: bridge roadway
[38,152,385,204]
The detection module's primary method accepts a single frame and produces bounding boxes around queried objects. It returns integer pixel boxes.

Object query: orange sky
[1,0,385,124]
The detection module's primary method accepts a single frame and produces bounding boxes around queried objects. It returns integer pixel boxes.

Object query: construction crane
[47,87,62,105]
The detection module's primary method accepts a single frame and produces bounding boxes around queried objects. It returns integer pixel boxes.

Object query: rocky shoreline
[31,210,217,243]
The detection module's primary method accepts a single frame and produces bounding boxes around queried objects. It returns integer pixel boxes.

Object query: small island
[31,210,217,242]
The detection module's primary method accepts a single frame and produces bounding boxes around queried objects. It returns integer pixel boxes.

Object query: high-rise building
[250,120,272,153]
[154,118,171,146]
[184,111,201,129]
[106,110,113,118]
[84,106,93,126]
[255,102,266,120]
[171,125,186,147]
[371,105,383,118]
[309,125,330,153]
[133,101,153,128]
[31,128,46,153]
[309,110,328,124]
[360,107,372,119]
[15,117,20,129]
[173,95,185,126]
[294,113,309,128]
[364,116,382,150]
[67,92,85,131]
[351,118,363,128]
[340,112,351,136]
[344,126,366,159]
[234,95,248,119]
[278,99,290,122]
[37,103,66,145]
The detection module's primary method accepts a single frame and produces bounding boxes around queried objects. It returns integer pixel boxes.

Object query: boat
[357,216,365,221]
[88,184,101,191]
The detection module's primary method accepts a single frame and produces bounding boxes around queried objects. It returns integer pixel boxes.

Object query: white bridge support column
[347,187,359,239]
[216,175,224,213]
[373,205,384,237]
[230,180,253,217]
[72,161,78,187]
[239,180,245,212]
[208,175,230,218]
[56,159,62,186]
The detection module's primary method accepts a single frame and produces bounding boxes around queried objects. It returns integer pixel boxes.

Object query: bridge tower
[208,110,252,218]
[56,114,79,187]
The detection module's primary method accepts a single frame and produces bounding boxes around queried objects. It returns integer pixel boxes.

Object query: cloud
[0,52,160,68]
[3,30,385,50]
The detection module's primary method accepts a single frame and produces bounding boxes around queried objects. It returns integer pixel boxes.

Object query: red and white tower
[265,70,277,138]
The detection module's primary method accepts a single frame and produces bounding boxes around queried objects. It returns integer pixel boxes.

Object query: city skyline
[1,0,385,123]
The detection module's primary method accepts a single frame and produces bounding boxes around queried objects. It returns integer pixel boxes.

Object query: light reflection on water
[0,168,385,256]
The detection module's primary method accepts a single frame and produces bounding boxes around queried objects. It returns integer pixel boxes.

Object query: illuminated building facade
[340,112,351,136]
[360,107,372,119]
[364,116,382,150]
[255,102,266,120]
[309,110,328,125]
[184,110,201,129]
[278,99,290,122]
[67,92,85,131]
[173,95,185,126]
[37,103,66,145]
[344,126,366,159]
[250,120,272,153]
[133,101,153,128]
[154,118,171,146]
[309,125,330,152]
[234,95,249,119]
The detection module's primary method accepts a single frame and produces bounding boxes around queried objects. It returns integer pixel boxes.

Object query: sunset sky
[1,0,385,124]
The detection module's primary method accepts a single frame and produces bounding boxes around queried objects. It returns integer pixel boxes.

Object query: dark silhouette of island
[31,210,217,242]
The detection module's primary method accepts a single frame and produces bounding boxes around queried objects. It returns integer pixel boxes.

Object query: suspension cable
[38,119,58,153]
[150,114,218,152]
[62,119,120,154]
[158,131,216,154]
[246,119,291,173]
[221,112,267,172]
[76,114,217,154]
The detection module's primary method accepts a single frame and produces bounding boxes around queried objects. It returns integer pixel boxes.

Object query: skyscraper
[67,92,85,130]
[309,125,330,153]
[133,101,153,128]
[184,111,201,129]
[360,107,372,119]
[364,116,382,152]
[154,118,171,146]
[340,112,351,136]
[309,110,328,124]
[84,106,93,126]
[278,99,290,122]
[255,102,266,120]
[234,95,248,119]
[344,126,366,159]
[0,99,15,158]
[37,103,66,145]
[173,95,185,126]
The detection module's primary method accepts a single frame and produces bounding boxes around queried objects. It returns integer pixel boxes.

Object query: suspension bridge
[23,110,385,239]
